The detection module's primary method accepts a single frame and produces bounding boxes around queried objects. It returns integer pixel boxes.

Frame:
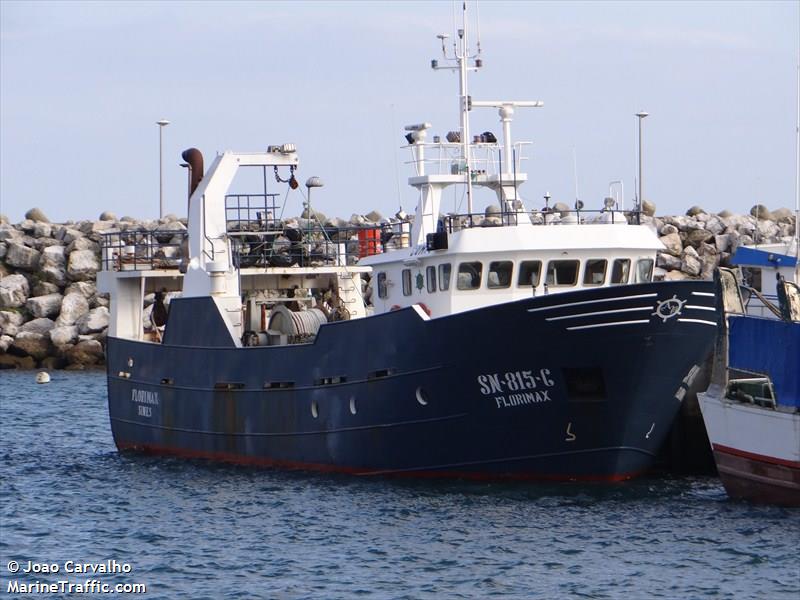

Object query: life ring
[416,302,432,316]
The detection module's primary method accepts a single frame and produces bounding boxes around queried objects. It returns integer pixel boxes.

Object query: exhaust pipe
[181,148,204,196]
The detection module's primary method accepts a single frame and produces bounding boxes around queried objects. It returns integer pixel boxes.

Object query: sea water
[1,370,798,599]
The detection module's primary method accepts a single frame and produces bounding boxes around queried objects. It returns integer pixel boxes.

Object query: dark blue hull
[106,281,718,480]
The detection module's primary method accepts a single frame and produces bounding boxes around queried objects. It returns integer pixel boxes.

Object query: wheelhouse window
[438,263,452,291]
[377,272,388,298]
[635,259,654,283]
[610,259,630,285]
[487,261,512,289]
[583,259,607,285]
[426,266,437,293]
[456,262,482,290]
[402,269,412,296]
[517,260,542,287]
[546,260,579,287]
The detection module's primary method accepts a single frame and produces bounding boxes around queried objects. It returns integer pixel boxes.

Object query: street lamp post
[635,111,648,218]
[157,119,170,219]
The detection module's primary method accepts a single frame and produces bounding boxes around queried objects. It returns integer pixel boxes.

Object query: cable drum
[267,305,328,339]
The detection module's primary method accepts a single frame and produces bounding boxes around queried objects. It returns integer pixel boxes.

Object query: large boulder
[0,224,21,242]
[55,226,84,244]
[10,331,51,360]
[25,293,63,318]
[66,237,100,254]
[756,219,779,241]
[664,270,689,281]
[659,233,683,257]
[153,220,186,243]
[0,310,24,331]
[24,207,50,223]
[5,242,40,270]
[659,223,679,236]
[41,244,65,267]
[39,245,67,286]
[685,205,706,217]
[67,249,100,281]
[98,211,117,222]
[700,253,720,280]
[50,325,78,346]
[63,339,104,366]
[20,317,56,335]
[686,228,714,247]
[0,274,30,308]
[32,281,60,297]
[680,246,702,277]
[32,222,52,238]
[0,353,35,369]
[704,216,725,235]
[76,306,109,334]
[750,204,773,221]
[657,253,682,270]
[64,281,96,299]
[772,207,794,223]
[714,234,732,253]
[56,293,90,326]
[641,199,656,217]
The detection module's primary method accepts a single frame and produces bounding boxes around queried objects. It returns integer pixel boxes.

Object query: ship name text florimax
[131,389,159,418]
[477,369,556,409]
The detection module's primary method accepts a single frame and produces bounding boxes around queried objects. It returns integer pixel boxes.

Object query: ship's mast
[794,61,799,282]
[432,1,482,213]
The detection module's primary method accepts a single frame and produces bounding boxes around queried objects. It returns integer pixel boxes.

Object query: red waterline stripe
[115,441,642,483]
[713,443,800,469]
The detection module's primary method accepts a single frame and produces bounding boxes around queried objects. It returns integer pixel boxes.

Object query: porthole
[349,396,357,415]
[415,387,429,406]
[311,401,319,418]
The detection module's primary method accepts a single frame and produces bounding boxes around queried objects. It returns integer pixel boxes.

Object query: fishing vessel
[98,5,719,480]
[697,269,800,506]
[697,65,800,505]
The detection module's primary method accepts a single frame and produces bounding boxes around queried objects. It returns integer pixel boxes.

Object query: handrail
[201,194,215,262]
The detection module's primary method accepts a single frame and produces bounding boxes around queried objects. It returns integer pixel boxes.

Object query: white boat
[698,269,800,505]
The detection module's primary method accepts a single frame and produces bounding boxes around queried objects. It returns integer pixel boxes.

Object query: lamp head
[305,176,324,189]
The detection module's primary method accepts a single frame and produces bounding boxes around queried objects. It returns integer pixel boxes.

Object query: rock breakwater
[0,204,795,369]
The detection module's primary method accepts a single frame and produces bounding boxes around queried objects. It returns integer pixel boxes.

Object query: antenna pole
[572,146,579,207]
[636,111,649,217]
[794,60,799,283]
[795,62,799,252]
[458,2,473,214]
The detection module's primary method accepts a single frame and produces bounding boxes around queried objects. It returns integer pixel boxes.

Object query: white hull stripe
[691,291,715,297]
[677,318,717,326]
[566,319,650,331]
[527,293,657,313]
[685,305,716,312]
[546,306,652,322]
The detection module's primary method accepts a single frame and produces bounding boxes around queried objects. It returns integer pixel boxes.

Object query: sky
[1,0,798,224]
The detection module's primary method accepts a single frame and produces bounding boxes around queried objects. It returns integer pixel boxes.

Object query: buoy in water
[36,371,51,384]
